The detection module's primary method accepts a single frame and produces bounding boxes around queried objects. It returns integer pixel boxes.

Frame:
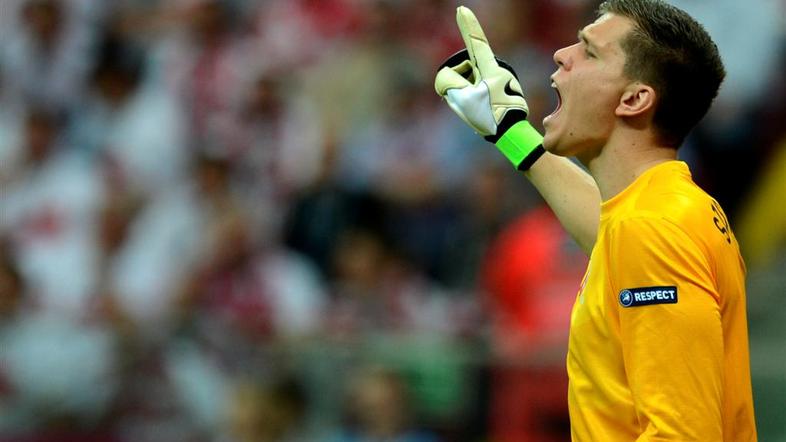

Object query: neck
[582,129,677,201]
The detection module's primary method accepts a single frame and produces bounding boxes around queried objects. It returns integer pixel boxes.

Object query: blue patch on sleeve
[619,286,678,307]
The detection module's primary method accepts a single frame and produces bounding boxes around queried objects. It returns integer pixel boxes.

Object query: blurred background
[0,0,783,441]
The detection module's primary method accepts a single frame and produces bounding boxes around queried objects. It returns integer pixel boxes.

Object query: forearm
[524,152,600,254]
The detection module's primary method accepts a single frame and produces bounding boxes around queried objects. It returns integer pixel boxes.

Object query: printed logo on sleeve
[619,286,678,307]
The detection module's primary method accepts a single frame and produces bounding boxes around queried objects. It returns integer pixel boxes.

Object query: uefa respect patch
[619,286,678,307]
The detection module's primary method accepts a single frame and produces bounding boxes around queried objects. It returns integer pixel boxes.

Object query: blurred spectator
[298,0,418,141]
[106,345,207,442]
[0,313,118,438]
[0,0,782,439]
[220,69,327,236]
[222,375,309,442]
[0,107,103,316]
[0,246,26,432]
[89,172,202,333]
[249,0,363,71]
[0,245,25,406]
[483,206,587,352]
[0,243,119,439]
[336,74,481,278]
[175,154,325,341]
[177,210,325,340]
[86,188,143,338]
[337,74,446,201]
[329,366,440,442]
[149,0,252,149]
[437,155,533,290]
[482,206,587,442]
[70,29,188,196]
[0,66,24,172]
[0,245,24,320]
[324,225,457,338]
[285,184,383,275]
[0,0,102,114]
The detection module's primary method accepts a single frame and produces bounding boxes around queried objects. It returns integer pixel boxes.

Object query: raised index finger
[456,6,498,77]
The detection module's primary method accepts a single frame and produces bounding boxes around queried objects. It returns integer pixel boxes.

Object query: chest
[570,233,620,342]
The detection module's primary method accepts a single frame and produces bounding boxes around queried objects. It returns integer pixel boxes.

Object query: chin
[542,117,565,154]
[542,131,569,157]
[544,127,605,159]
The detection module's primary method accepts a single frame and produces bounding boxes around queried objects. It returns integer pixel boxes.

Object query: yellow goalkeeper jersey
[567,161,757,441]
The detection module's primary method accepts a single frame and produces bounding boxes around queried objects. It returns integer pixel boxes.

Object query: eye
[585,48,595,58]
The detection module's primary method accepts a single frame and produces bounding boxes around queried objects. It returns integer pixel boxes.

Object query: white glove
[435,6,529,137]
[435,6,544,170]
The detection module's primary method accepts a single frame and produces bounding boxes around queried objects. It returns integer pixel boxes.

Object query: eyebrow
[577,30,598,51]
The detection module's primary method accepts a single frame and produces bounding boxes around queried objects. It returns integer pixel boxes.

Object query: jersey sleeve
[608,216,723,441]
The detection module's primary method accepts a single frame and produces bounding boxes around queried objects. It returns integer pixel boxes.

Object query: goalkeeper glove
[435,6,545,171]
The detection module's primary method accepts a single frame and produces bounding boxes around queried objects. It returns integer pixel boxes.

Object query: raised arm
[435,6,600,253]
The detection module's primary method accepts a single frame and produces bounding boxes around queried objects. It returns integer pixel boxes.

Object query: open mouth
[550,82,563,116]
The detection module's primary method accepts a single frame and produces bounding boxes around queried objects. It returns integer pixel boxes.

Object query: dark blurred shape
[91,33,145,108]
[96,190,140,256]
[736,137,786,270]
[21,0,63,51]
[22,106,62,165]
[188,0,234,45]
[225,376,308,442]
[0,244,24,319]
[331,366,439,442]
[286,189,389,275]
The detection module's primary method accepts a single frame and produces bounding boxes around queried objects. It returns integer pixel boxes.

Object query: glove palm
[435,6,544,170]
[435,6,529,139]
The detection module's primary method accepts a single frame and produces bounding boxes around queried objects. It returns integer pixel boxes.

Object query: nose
[553,45,572,70]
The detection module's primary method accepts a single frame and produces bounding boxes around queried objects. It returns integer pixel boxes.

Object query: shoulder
[605,171,740,283]
[607,214,699,256]
[624,163,731,249]
[637,163,708,216]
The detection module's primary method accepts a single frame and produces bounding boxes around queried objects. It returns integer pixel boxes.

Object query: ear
[615,83,656,117]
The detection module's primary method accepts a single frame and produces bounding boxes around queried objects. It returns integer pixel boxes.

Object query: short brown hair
[599,0,725,147]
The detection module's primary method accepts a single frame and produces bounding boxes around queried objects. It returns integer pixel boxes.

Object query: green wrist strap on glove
[434,6,545,171]
[494,120,546,171]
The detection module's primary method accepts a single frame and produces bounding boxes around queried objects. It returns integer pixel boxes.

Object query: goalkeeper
[435,1,757,440]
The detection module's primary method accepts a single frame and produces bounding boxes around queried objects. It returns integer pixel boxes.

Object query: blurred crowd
[0,0,783,441]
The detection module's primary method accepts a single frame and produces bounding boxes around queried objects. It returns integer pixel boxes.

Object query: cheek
[574,79,619,129]
[554,83,618,153]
